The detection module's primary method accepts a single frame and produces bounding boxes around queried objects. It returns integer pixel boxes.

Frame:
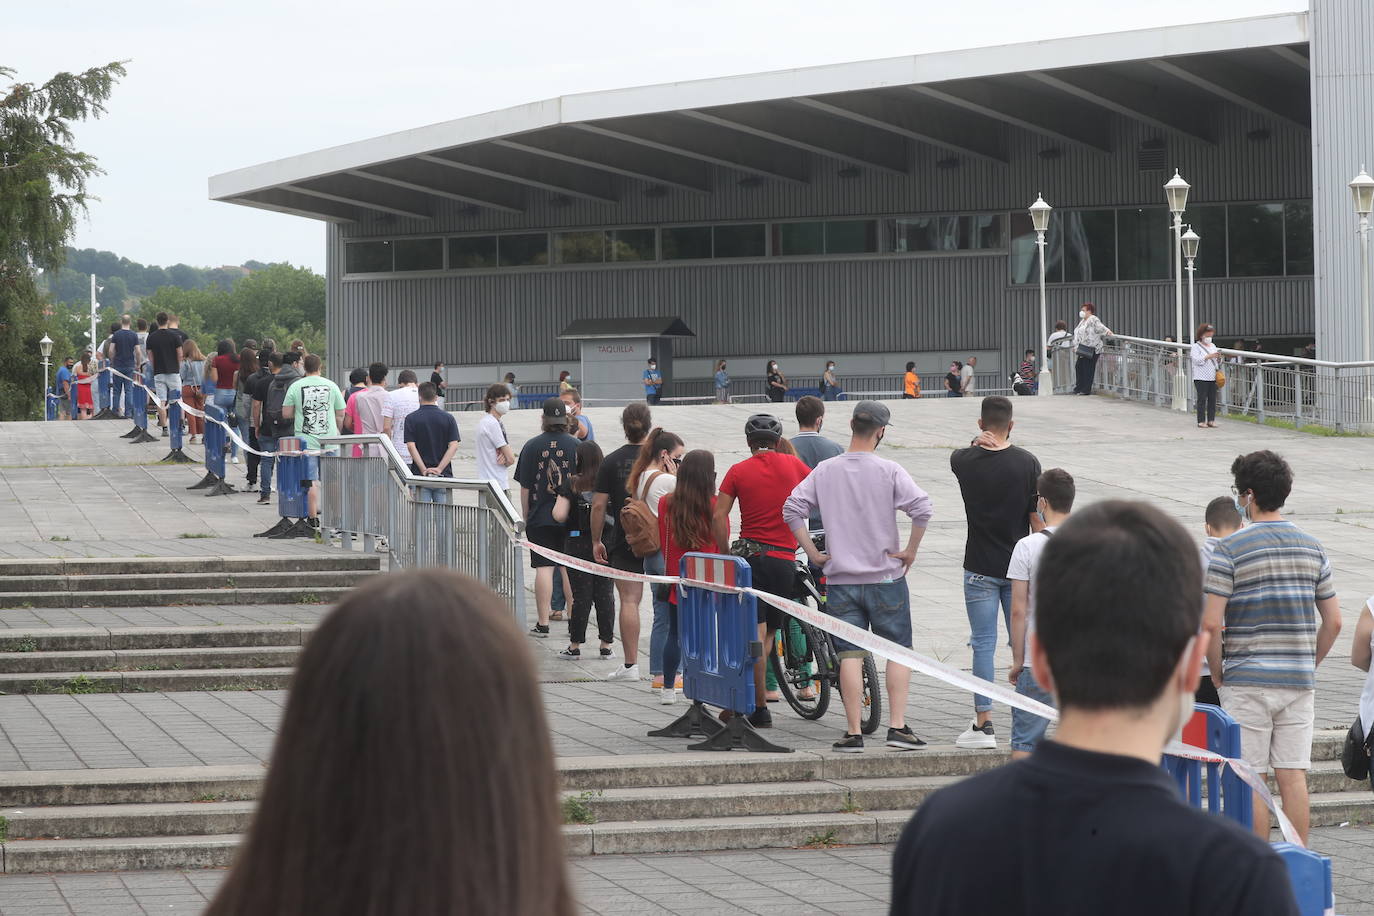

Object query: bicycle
[767,532,882,734]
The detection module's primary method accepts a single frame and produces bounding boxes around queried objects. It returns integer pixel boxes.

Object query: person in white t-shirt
[476,383,516,491]
[1353,598,1373,762]
[1008,468,1075,760]
[1196,496,1243,706]
[382,369,421,456]
[627,428,683,697]
[960,356,977,395]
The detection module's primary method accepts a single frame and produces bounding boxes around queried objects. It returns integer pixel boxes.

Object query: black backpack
[263,368,302,439]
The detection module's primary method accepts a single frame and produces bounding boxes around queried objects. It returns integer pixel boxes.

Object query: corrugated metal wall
[1311,0,1374,364]
[325,78,1316,378]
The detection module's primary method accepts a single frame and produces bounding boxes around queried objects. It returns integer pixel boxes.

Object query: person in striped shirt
[1203,450,1342,844]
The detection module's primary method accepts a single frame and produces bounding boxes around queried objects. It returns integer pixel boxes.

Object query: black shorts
[527,525,564,569]
[607,541,644,574]
[747,554,794,631]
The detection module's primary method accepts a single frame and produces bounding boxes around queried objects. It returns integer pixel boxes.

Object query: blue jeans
[212,389,238,458]
[257,435,276,495]
[1011,665,1056,752]
[551,565,567,612]
[644,551,680,682]
[415,485,450,503]
[826,580,912,656]
[964,570,1013,713]
[111,366,133,417]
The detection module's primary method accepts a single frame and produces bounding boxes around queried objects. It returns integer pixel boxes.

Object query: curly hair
[1231,450,1293,512]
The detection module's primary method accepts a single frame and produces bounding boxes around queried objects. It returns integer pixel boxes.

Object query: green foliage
[143,263,325,358]
[561,790,601,825]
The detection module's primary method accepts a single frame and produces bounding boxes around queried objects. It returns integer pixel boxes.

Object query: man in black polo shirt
[890,501,1299,916]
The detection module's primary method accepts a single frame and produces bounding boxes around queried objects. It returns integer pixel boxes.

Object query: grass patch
[7,638,39,653]
[840,795,864,814]
[561,790,602,825]
[59,674,113,695]
[177,532,217,539]
[0,814,7,842]
[1223,413,1370,437]
[193,792,228,803]
[802,829,842,849]
[48,535,70,542]
[295,593,321,604]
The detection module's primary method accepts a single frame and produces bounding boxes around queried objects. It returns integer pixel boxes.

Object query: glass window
[1284,201,1313,276]
[1008,211,1063,284]
[1117,207,1170,281]
[889,216,960,252]
[555,230,605,264]
[1063,210,1116,283]
[448,236,498,270]
[966,214,1004,249]
[393,238,443,272]
[662,226,712,260]
[772,222,824,256]
[825,220,878,254]
[609,228,656,262]
[713,223,766,258]
[345,241,392,274]
[499,233,549,268]
[1186,206,1227,279]
[1227,203,1284,277]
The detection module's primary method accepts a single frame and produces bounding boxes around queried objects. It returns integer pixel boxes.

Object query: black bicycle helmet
[744,414,783,441]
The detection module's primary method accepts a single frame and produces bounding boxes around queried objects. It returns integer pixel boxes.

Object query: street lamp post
[1165,170,1191,411]
[1350,166,1374,425]
[39,334,53,421]
[1029,193,1053,396]
[1181,226,1200,346]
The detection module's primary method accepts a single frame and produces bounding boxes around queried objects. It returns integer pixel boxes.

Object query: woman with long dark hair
[766,359,787,403]
[205,569,574,916]
[207,339,240,462]
[237,347,261,487]
[553,440,615,661]
[658,449,725,697]
[628,427,685,700]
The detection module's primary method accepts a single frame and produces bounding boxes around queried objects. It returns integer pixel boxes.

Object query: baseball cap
[542,397,567,419]
[852,400,892,426]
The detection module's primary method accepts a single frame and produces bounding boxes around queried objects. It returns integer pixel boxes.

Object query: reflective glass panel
[610,228,656,262]
[498,233,549,267]
[1228,203,1284,277]
[447,236,498,270]
[1284,201,1313,276]
[713,224,766,258]
[662,226,712,260]
[393,238,443,272]
[345,241,392,274]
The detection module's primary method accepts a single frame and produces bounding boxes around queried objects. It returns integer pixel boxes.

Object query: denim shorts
[153,373,181,403]
[300,455,320,481]
[825,580,911,658]
[1010,665,1056,752]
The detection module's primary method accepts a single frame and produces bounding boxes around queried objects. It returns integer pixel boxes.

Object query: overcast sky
[10,0,1303,274]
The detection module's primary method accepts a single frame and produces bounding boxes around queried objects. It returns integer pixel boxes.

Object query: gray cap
[852,400,892,427]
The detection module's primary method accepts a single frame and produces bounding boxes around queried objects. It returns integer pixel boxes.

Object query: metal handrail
[1110,334,1374,371]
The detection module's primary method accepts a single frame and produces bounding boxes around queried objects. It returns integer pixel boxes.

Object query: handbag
[1075,344,1096,360]
[1341,714,1372,782]
[1214,369,1227,389]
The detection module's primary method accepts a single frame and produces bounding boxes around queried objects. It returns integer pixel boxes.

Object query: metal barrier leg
[650,702,726,739]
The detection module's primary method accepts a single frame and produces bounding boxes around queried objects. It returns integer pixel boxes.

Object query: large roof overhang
[209,12,1311,223]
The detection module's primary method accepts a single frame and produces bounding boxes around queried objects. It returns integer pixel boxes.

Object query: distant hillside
[44,247,280,311]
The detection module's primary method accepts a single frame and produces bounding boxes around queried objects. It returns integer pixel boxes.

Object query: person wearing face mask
[476,383,516,494]
[892,501,1300,916]
[1071,302,1113,395]
[714,360,730,404]
[642,358,663,405]
[820,360,841,401]
[765,359,787,403]
[1190,323,1224,429]
[943,361,963,397]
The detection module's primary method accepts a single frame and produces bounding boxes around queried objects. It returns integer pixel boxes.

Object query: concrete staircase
[0,732,1361,873]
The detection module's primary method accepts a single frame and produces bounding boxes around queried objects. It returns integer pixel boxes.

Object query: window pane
[825,220,877,254]
[772,222,824,256]
[1186,206,1227,279]
[1063,210,1116,283]
[1228,203,1284,277]
[393,238,443,272]
[889,216,961,252]
[713,223,766,258]
[499,233,549,267]
[610,228,656,262]
[345,241,392,273]
[448,236,497,270]
[966,214,1004,249]
[662,226,712,260]
[555,230,605,264]
[1284,201,1313,276]
[1117,207,1170,281]
[1008,211,1063,284]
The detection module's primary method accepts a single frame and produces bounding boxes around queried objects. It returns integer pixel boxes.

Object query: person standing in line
[590,403,654,680]
[430,362,445,392]
[108,315,138,419]
[765,360,788,403]
[252,351,301,507]
[476,384,516,494]
[891,501,1301,916]
[902,362,921,399]
[281,354,346,532]
[1352,598,1373,785]
[145,312,184,436]
[1196,496,1243,707]
[135,317,150,383]
[1007,468,1075,760]
[713,414,812,728]
[560,387,594,441]
[950,396,1042,749]
[516,398,582,640]
[342,368,367,412]
[553,441,616,664]
[382,369,421,459]
[1045,319,1070,357]
[821,360,840,402]
[237,348,261,489]
[943,361,963,397]
[1191,322,1224,429]
[503,372,520,406]
[179,340,207,444]
[642,358,663,405]
[714,360,730,404]
[207,340,241,461]
[1072,302,1113,395]
[960,356,978,395]
[404,382,461,507]
[54,356,74,420]
[628,428,684,699]
[1204,450,1342,845]
[785,400,932,752]
[289,339,307,357]
[347,363,390,459]
[74,353,95,420]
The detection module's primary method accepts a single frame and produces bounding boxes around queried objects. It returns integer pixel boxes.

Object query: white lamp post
[1029,193,1053,396]
[1350,166,1374,424]
[39,334,53,420]
[1165,169,1191,411]
[1181,226,1200,345]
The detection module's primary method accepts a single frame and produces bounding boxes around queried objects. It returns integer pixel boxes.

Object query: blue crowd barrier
[274,437,309,519]
[648,552,790,752]
[160,400,195,463]
[122,383,158,443]
[1163,703,1253,828]
[1273,843,1335,916]
[44,391,57,421]
[189,403,236,495]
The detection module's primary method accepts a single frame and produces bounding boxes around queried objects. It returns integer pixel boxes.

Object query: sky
[9,0,1304,274]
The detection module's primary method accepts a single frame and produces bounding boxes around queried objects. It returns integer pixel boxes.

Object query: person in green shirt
[281,353,346,525]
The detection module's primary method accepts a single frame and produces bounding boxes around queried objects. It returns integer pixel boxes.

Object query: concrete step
[0,570,371,594]
[1,834,241,873]
[0,766,265,807]
[0,586,352,609]
[0,624,312,653]
[3,801,256,840]
[0,555,380,578]
[1309,791,1374,827]
[0,645,302,675]
[0,666,293,694]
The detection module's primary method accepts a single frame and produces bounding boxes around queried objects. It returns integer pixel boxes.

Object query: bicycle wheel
[769,618,830,720]
[859,653,882,735]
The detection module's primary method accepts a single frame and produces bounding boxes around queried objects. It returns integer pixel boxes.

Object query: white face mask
[1202,336,1213,345]
[828,365,835,371]
[649,363,656,369]
[1079,310,1088,319]
[494,400,511,415]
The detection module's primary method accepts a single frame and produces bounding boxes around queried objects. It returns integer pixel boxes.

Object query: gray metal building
[209,1,1374,400]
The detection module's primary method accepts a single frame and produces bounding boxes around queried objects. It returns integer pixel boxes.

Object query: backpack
[619,471,664,557]
[263,368,302,439]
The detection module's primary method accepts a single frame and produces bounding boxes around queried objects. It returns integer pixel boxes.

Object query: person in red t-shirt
[712,414,811,728]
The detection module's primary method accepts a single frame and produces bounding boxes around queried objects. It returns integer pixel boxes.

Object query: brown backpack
[620,471,664,557]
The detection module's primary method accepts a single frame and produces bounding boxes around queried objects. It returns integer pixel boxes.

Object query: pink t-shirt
[347,386,389,457]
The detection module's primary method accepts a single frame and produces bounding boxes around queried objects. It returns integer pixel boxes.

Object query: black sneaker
[557,647,581,660]
[886,726,928,751]
[529,624,550,639]
[833,733,864,753]
[747,706,773,729]
[599,647,613,658]
[257,494,271,505]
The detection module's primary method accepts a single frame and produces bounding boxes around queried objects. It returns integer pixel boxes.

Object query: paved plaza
[1,396,1373,911]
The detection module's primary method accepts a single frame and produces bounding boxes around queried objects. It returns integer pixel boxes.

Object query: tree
[0,61,126,419]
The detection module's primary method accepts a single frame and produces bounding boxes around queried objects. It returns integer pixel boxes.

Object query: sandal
[1197,423,1207,428]
[549,611,565,621]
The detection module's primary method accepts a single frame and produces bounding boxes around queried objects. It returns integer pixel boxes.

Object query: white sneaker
[955,719,998,749]
[606,663,641,683]
[231,456,240,464]
[660,687,677,705]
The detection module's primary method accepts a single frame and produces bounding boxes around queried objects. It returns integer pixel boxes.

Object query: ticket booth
[558,317,695,403]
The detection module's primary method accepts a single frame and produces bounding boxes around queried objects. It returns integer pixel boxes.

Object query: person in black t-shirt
[949,396,1042,750]
[943,361,963,397]
[515,398,581,639]
[891,501,1299,916]
[553,440,615,662]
